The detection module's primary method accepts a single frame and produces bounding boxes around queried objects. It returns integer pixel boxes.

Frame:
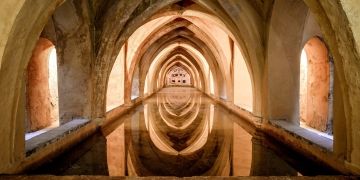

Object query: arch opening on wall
[299,37,334,136]
[25,38,59,140]
[23,0,93,144]
[266,0,338,150]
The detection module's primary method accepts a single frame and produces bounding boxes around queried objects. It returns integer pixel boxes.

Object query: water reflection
[105,88,296,176]
[31,88,337,176]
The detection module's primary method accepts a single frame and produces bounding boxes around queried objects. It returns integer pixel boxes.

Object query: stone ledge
[263,122,350,174]
[25,119,90,156]
[269,120,333,151]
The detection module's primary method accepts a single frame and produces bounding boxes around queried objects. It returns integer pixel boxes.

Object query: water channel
[29,87,338,176]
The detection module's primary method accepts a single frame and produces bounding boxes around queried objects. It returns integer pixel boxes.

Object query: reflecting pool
[29,87,338,176]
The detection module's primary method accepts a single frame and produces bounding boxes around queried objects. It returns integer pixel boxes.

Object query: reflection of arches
[300,37,333,133]
[144,90,212,155]
[158,94,201,130]
[130,89,231,176]
[26,38,59,133]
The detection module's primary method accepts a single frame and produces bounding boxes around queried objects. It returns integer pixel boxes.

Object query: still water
[30,87,338,176]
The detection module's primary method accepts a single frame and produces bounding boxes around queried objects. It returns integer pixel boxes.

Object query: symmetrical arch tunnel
[0,0,360,176]
[106,9,253,111]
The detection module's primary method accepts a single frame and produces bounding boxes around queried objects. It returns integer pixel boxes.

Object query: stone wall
[52,0,93,124]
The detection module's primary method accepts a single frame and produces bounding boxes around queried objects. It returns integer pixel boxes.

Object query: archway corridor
[0,0,360,178]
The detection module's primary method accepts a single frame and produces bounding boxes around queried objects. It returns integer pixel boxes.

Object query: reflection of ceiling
[146,91,211,154]
[128,89,232,176]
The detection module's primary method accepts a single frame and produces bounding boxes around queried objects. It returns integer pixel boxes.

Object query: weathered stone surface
[25,119,90,156]
[302,38,330,132]
[26,38,54,132]
[52,0,93,124]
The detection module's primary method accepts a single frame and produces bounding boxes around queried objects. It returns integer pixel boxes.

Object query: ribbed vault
[1,0,360,175]
[99,1,259,117]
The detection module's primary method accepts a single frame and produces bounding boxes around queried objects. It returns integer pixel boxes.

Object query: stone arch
[128,30,227,98]
[153,53,209,94]
[0,0,65,170]
[125,18,232,101]
[1,0,360,174]
[138,41,219,97]
[302,0,360,164]
[266,0,360,167]
[0,0,93,171]
[96,0,264,120]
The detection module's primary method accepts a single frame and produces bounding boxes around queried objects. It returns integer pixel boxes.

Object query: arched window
[25,38,59,139]
[299,37,333,134]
